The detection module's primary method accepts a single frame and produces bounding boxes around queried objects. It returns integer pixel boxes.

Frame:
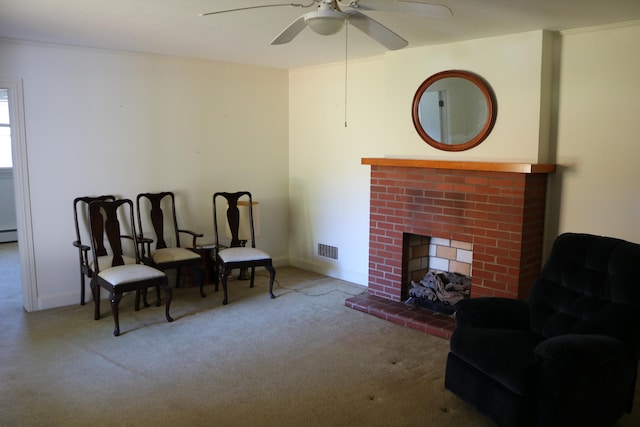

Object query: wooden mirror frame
[412,70,497,152]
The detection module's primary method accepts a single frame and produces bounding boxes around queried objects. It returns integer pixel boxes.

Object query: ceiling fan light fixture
[304,10,346,36]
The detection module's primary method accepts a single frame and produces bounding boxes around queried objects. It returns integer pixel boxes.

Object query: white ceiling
[2,0,640,69]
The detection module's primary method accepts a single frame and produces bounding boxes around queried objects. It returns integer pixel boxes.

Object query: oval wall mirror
[412,70,497,151]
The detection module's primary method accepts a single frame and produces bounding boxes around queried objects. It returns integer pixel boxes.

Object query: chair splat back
[226,196,241,247]
[74,195,115,258]
[150,198,167,249]
[99,201,129,268]
[137,192,181,250]
[226,191,254,248]
[88,203,108,257]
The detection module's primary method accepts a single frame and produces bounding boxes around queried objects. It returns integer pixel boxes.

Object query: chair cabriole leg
[110,292,122,337]
[92,278,101,320]
[267,265,276,299]
[80,274,86,305]
[164,285,174,323]
[134,290,141,311]
[220,266,229,305]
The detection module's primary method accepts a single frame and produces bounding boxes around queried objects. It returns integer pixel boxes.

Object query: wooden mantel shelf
[361,158,556,174]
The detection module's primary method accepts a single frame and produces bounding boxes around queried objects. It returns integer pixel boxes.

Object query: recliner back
[528,233,640,354]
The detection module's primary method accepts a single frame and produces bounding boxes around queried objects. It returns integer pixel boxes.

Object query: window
[0,89,11,168]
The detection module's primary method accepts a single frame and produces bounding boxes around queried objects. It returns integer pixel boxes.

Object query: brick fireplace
[345,158,556,339]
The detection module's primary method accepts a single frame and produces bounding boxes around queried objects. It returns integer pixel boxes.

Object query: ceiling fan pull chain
[344,20,349,128]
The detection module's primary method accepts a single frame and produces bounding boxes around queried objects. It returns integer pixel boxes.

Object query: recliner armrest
[535,334,626,365]
[454,297,530,330]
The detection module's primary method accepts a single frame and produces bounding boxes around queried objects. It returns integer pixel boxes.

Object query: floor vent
[318,243,338,260]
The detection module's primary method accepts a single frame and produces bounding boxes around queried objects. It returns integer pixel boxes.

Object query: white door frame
[1,78,37,312]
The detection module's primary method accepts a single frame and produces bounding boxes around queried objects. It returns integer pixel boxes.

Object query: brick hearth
[346,158,555,338]
[345,292,456,339]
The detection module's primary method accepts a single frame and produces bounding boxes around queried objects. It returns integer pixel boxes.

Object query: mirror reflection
[412,70,496,152]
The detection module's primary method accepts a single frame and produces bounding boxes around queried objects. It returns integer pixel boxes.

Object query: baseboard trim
[289,256,367,286]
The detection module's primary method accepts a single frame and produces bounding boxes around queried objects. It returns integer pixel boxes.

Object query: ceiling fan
[200,0,452,50]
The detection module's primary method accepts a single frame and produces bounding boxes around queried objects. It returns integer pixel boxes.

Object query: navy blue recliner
[445,233,640,427]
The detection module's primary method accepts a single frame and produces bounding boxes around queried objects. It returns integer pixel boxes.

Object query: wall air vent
[318,243,338,260]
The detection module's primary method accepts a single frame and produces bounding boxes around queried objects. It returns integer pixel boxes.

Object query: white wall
[288,57,387,284]
[0,40,290,310]
[3,20,640,310]
[552,22,640,242]
[288,31,554,285]
[384,31,553,163]
[288,23,640,285]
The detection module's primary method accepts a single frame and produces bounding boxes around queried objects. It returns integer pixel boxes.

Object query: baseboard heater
[0,229,18,243]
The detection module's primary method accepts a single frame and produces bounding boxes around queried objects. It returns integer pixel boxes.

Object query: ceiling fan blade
[347,10,408,50]
[200,2,314,17]
[271,16,308,45]
[348,0,452,18]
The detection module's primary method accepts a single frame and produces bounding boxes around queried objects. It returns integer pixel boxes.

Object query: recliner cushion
[449,327,544,395]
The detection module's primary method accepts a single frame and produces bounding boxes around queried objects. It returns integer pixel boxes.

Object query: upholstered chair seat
[217,247,271,263]
[151,247,201,264]
[98,264,166,286]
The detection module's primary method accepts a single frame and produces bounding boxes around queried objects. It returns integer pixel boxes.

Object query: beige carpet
[1,242,639,426]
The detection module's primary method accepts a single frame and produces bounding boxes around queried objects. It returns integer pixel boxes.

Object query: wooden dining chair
[213,191,275,305]
[136,191,208,297]
[88,198,173,336]
[72,195,116,305]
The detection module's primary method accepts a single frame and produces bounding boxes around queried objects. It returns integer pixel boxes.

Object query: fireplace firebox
[403,233,472,314]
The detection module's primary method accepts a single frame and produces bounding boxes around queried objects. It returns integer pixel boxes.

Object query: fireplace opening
[402,233,472,315]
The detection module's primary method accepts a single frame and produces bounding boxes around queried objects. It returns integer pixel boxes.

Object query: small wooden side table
[195,244,220,292]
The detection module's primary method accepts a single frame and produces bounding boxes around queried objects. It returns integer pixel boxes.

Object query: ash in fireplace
[405,270,471,314]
